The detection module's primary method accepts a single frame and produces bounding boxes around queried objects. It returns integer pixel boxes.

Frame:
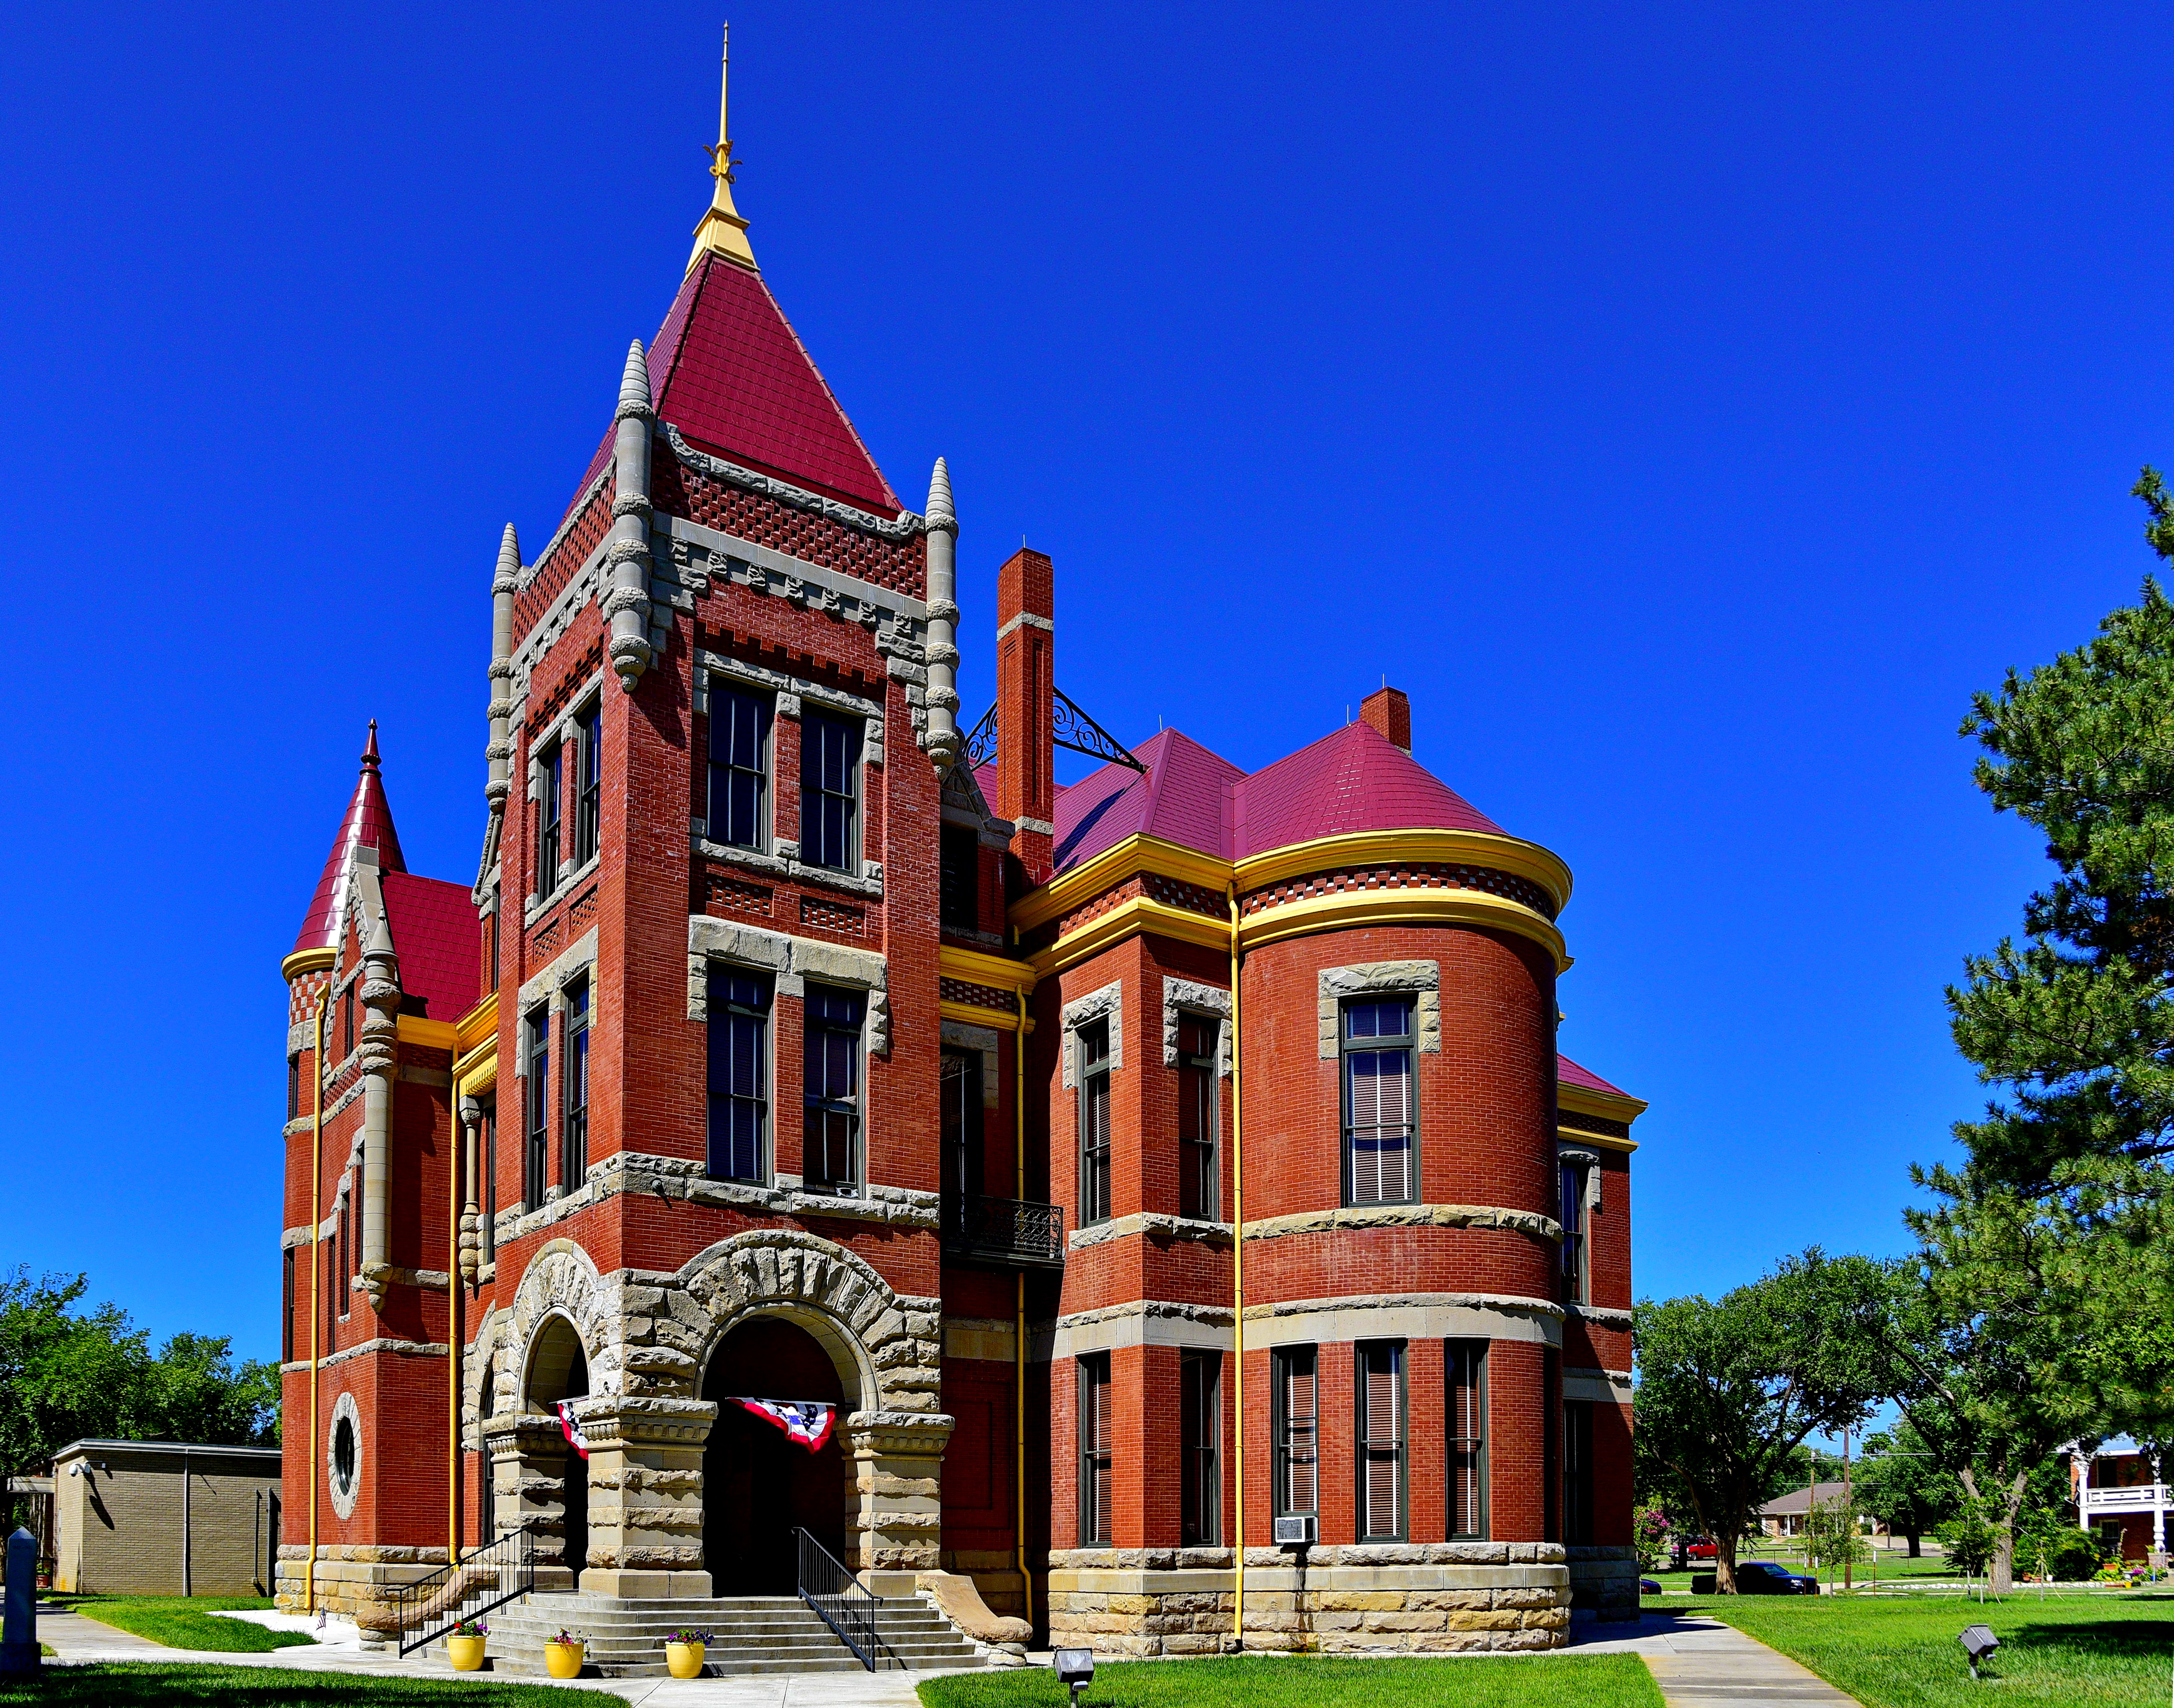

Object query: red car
[1686,1539,1717,1561]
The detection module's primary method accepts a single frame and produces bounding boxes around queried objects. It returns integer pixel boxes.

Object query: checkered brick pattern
[1241,861,1556,920]
[653,451,924,597]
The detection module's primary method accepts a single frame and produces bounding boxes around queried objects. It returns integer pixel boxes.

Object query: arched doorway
[703,1317,848,1594]
[527,1317,589,1584]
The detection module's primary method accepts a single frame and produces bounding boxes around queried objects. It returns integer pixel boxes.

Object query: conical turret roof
[293,722,406,955]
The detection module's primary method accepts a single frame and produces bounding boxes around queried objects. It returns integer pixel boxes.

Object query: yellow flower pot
[666,1641,706,1679]
[446,1633,486,1672]
[545,1641,585,1679]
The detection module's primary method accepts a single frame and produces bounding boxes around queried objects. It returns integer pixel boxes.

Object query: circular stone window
[327,1392,363,1518]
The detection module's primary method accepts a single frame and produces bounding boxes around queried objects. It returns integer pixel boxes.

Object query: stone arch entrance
[702,1317,849,1593]
[526,1315,589,1585]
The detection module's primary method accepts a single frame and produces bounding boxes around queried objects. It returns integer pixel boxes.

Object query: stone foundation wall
[273,1544,447,1621]
[1047,1544,1569,1655]
[1566,1545,1640,1619]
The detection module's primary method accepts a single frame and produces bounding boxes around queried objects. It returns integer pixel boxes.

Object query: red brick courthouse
[274,55,1646,1655]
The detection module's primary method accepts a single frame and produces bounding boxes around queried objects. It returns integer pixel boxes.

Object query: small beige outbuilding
[50,1439,282,1596]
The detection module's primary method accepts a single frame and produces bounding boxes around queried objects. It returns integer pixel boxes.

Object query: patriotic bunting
[557,1399,591,1460]
[733,1397,836,1453]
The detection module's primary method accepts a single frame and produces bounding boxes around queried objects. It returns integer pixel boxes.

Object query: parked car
[1640,1578,1663,1596]
[1686,1538,1717,1561]
[1737,1561,1818,1595]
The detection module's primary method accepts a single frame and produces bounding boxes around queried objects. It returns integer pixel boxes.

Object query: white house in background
[2067,1443,2167,1561]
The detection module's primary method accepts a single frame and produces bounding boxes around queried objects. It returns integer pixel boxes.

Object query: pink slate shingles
[380,872,481,1024]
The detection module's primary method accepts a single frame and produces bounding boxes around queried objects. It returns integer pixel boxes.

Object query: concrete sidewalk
[1564,1612,1860,1705]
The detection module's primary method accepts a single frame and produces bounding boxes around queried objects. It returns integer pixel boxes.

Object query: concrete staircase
[465,1591,987,1678]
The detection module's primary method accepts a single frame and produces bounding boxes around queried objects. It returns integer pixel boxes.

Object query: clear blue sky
[1,2,2166,1364]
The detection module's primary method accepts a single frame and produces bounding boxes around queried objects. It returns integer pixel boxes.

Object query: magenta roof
[1558,1053,1633,1099]
[293,724,406,955]
[577,254,898,515]
[1051,720,1505,874]
[381,872,481,1023]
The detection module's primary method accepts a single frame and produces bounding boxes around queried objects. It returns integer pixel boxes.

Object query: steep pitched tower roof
[293,721,406,955]
[576,28,899,516]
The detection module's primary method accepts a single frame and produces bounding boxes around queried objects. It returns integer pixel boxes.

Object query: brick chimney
[996,547,1055,879]
[1360,685,1411,753]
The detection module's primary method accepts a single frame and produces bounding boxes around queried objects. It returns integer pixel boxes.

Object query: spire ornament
[485,528,519,812]
[687,24,758,274]
[922,457,963,772]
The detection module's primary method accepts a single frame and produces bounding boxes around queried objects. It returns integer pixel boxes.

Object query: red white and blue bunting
[732,1397,836,1454]
[556,1400,591,1460]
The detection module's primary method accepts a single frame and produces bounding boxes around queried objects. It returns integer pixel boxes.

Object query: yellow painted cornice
[454,991,499,1056]
[1560,1080,1648,1123]
[281,946,337,982]
[938,944,1037,994]
[454,1047,499,1099]
[1027,896,1233,979]
[1239,886,1571,972]
[1008,835,1235,934]
[1235,829,1573,916]
[940,998,1033,1034]
[1559,1124,1639,1155]
[396,1015,460,1052]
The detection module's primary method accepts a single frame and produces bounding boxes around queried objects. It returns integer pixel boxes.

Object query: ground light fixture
[1054,1647,1095,1708]
[1957,1623,1999,1681]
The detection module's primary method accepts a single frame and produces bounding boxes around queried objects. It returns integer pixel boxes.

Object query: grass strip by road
[0,1663,617,1706]
[1682,1588,2174,1707]
[50,1595,317,1652]
[921,1653,1664,1708]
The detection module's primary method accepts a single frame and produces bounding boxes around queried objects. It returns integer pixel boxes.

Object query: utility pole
[1842,1428,1853,1594]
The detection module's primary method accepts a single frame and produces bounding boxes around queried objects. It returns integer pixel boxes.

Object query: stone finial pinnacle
[925,457,956,532]
[496,523,521,579]
[687,23,758,273]
[616,339,654,423]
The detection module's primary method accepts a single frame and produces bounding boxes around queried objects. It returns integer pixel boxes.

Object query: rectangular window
[1563,1400,1595,1546]
[1180,1350,1221,1545]
[707,970,772,1182]
[480,1099,498,1264]
[799,711,862,871]
[940,1048,983,1203]
[338,1196,351,1319]
[1342,997,1415,1205]
[1178,1015,1218,1220]
[803,984,865,1194]
[343,987,355,1059]
[562,981,590,1189]
[1079,1353,1114,1546]
[1358,1341,1407,1540]
[281,1248,295,1364]
[487,903,499,993]
[1078,1020,1112,1226]
[287,1055,300,1121]
[325,1240,337,1345]
[1560,1156,1591,1304]
[524,1006,550,1211]
[536,740,562,898]
[574,704,602,868]
[1273,1346,1319,1516]
[939,824,978,929]
[707,686,771,850]
[1446,1339,1490,1540]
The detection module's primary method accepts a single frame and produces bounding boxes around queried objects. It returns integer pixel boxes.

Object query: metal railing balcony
[940,1193,1065,1269]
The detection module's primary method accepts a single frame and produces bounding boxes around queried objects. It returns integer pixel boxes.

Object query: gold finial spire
[688,23,758,273]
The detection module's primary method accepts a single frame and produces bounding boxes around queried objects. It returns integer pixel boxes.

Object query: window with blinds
[1559,1156,1591,1304]
[562,979,591,1188]
[535,739,562,898]
[800,711,863,872]
[803,984,866,1194]
[1178,1014,1218,1221]
[1273,1346,1319,1516]
[573,702,602,867]
[1180,1351,1221,1545]
[1342,998,1415,1204]
[524,1006,550,1211]
[1357,1341,1407,1540]
[1446,1339,1489,1540]
[707,970,771,1183]
[1079,1353,1114,1546]
[1078,1020,1113,1225]
[707,686,771,851]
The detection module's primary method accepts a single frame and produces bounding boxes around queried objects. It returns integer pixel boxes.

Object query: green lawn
[0,1663,616,1706]
[1680,1588,2174,1706]
[920,1654,1664,1708]
[47,1595,318,1653]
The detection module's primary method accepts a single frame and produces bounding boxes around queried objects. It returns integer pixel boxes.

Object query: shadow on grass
[0,1663,613,1706]
[2003,1617,2174,1656]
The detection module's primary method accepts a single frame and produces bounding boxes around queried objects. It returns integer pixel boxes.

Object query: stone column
[842,1411,953,1594]
[484,1414,579,1593]
[570,1396,717,1599]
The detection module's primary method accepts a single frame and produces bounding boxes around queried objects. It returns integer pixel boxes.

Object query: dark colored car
[1738,1561,1818,1595]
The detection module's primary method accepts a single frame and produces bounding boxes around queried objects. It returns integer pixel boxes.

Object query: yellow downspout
[307,988,327,1614]
[1016,983,1033,1633]
[1228,886,1245,1651]
[449,1087,462,1563]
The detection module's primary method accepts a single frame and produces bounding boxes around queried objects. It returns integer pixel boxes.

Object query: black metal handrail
[389,1524,536,1657]
[795,1527,896,1672]
[941,1193,1066,1269]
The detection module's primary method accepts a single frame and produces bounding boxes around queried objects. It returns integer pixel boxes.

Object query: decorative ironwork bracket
[958,690,1145,776]
[963,703,999,771]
